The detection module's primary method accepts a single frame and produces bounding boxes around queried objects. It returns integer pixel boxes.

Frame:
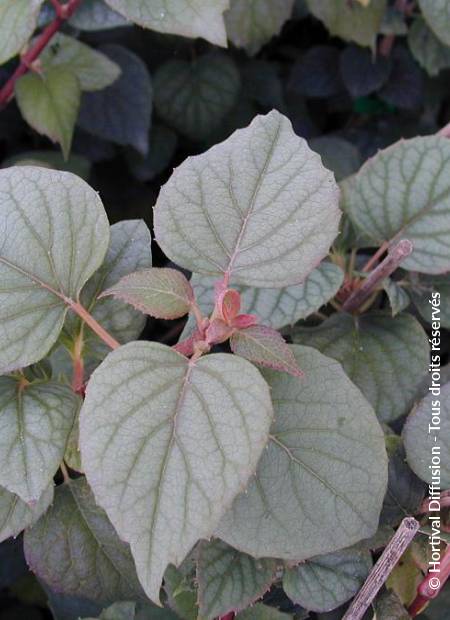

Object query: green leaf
[403,381,450,488]
[373,590,409,620]
[182,263,344,339]
[69,0,129,31]
[86,601,136,620]
[79,342,273,603]
[164,563,197,620]
[15,68,81,159]
[197,539,277,619]
[310,136,362,182]
[418,0,450,46]
[306,0,387,49]
[383,279,410,317]
[236,603,292,619]
[343,136,450,274]
[283,547,372,612]
[0,166,110,374]
[103,0,229,46]
[225,0,295,55]
[409,275,450,329]
[216,345,388,560]
[4,150,91,179]
[39,33,121,92]
[0,377,79,503]
[125,124,177,182]
[64,413,83,473]
[408,17,450,77]
[154,54,240,142]
[293,313,429,423]
[154,111,341,288]
[230,325,303,377]
[0,484,53,543]
[101,268,194,320]
[0,0,44,64]
[24,477,145,605]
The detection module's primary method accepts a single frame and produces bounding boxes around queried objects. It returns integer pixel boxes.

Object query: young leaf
[283,547,372,612]
[0,377,79,503]
[78,45,152,154]
[154,111,341,288]
[0,0,44,64]
[383,279,410,317]
[343,135,450,274]
[408,17,450,77]
[225,0,295,56]
[294,313,429,423]
[24,477,145,604]
[154,54,240,142]
[69,0,129,31]
[164,563,197,620]
[230,325,303,377]
[101,268,194,319]
[403,382,450,488]
[103,0,229,46]
[216,346,388,560]
[40,33,121,92]
[15,68,81,159]
[0,484,53,543]
[0,166,110,374]
[79,342,273,603]
[418,0,450,46]
[197,539,277,619]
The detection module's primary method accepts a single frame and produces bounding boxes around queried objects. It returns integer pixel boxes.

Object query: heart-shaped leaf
[0,166,110,374]
[154,111,340,288]
[418,0,450,46]
[293,312,429,422]
[343,135,450,274]
[216,345,388,560]
[79,342,273,603]
[0,377,79,503]
[197,539,276,619]
[0,484,53,543]
[24,477,145,605]
[103,0,229,46]
[0,0,44,64]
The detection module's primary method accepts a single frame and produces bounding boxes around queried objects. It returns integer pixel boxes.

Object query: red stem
[0,0,83,108]
[218,614,235,620]
[68,300,120,350]
[409,545,450,617]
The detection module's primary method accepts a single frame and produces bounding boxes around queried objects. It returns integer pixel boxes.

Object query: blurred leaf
[125,124,177,182]
[418,0,450,46]
[379,47,423,110]
[373,590,409,619]
[409,274,450,329]
[164,563,197,620]
[409,17,450,77]
[310,136,362,181]
[4,150,91,179]
[383,279,410,317]
[0,0,44,64]
[339,45,391,97]
[69,0,129,30]
[237,604,293,619]
[0,485,53,543]
[241,60,285,109]
[289,46,342,98]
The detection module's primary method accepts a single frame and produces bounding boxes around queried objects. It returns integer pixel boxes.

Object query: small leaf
[236,603,293,618]
[373,589,410,620]
[383,279,410,317]
[217,288,241,323]
[216,346,388,560]
[403,381,450,488]
[154,111,341,288]
[0,166,110,374]
[225,0,295,56]
[339,45,391,97]
[69,0,129,31]
[164,562,197,620]
[103,0,229,46]
[125,124,177,182]
[289,46,342,98]
[283,546,372,612]
[418,0,450,46]
[0,484,53,543]
[4,149,91,179]
[24,477,145,604]
[197,539,276,619]
[310,136,362,182]
[343,135,450,274]
[0,0,44,64]
[101,267,194,319]
[78,45,152,154]
[231,325,303,377]
[40,33,121,91]
[15,67,81,159]
[0,377,79,503]
[79,342,273,603]
[378,47,423,110]
[408,17,450,77]
[86,601,136,620]
[154,54,240,142]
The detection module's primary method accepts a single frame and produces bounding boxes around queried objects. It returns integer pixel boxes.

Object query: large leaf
[0,484,53,543]
[0,0,44,64]
[15,68,81,159]
[293,313,429,423]
[103,0,229,46]
[0,377,79,503]
[24,477,144,604]
[408,17,450,77]
[78,45,152,154]
[154,111,340,288]
[403,382,450,488]
[306,0,387,49]
[418,0,450,46]
[197,539,277,619]
[79,342,273,603]
[0,166,110,374]
[283,546,372,612]
[225,0,295,55]
[154,54,240,142]
[40,33,121,91]
[216,346,388,560]
[343,136,450,274]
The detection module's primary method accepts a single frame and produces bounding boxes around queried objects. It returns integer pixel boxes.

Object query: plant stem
[71,331,85,394]
[68,300,120,350]
[342,239,413,313]
[0,0,83,108]
[342,517,420,620]
[218,613,235,620]
[409,545,450,617]
[60,461,70,483]
[362,241,390,273]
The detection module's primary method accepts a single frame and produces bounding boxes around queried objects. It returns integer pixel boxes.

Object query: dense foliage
[0,1,449,620]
